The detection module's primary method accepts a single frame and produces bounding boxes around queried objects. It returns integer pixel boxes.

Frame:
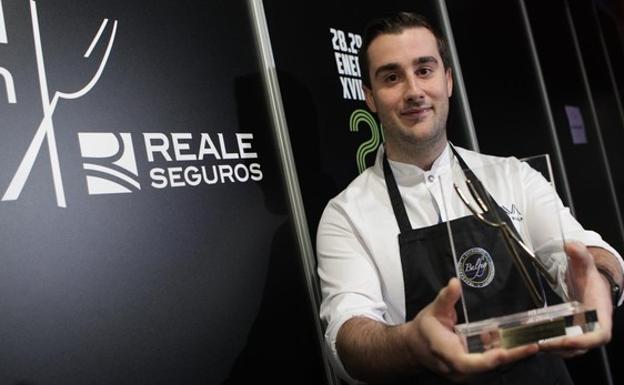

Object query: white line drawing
[2,0,118,207]
[0,67,16,103]
[0,0,7,43]
[84,164,141,190]
[0,0,17,104]
[84,19,108,58]
[78,132,140,195]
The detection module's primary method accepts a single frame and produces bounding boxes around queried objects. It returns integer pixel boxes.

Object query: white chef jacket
[316,143,624,381]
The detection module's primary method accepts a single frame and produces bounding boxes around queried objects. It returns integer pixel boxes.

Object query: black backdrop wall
[0,0,326,384]
[1,0,623,384]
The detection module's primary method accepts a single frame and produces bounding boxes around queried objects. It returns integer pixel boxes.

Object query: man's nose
[403,74,425,101]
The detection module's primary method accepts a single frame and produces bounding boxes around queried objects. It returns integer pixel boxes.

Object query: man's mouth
[400,106,432,120]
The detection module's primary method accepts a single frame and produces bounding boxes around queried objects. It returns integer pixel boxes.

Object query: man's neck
[385,138,448,171]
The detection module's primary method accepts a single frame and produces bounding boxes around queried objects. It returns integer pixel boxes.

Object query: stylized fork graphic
[2,0,118,207]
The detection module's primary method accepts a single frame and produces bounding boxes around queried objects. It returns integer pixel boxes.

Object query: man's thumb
[565,240,593,271]
[432,278,462,316]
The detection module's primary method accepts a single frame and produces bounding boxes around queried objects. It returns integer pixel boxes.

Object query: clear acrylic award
[439,153,598,353]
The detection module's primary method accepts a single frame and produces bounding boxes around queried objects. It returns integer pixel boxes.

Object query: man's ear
[446,68,453,97]
[363,85,377,113]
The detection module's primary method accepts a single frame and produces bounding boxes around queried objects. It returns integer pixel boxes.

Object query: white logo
[0,0,16,104]
[1,2,264,207]
[329,27,364,101]
[0,0,7,45]
[78,133,140,195]
[458,247,495,288]
[502,204,523,222]
[1,0,117,207]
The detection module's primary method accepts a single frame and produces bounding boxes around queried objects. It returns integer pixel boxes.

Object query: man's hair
[359,12,451,89]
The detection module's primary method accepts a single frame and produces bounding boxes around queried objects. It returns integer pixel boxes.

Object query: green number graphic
[349,109,383,174]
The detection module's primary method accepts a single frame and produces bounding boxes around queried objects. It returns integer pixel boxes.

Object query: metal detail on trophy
[439,152,599,353]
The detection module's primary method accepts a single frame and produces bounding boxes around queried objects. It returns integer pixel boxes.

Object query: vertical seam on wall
[247,1,339,384]
[437,0,480,152]
[592,2,624,135]
[565,0,624,248]
[518,0,576,216]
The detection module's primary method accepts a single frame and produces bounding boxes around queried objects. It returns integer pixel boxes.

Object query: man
[316,12,624,384]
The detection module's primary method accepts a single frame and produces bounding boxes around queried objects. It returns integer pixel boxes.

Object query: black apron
[382,147,572,385]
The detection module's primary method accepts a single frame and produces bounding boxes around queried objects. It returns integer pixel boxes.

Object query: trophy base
[454,301,598,353]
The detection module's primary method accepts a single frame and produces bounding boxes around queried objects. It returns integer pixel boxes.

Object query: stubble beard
[383,109,448,166]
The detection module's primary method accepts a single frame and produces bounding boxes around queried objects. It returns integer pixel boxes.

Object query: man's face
[364,27,453,155]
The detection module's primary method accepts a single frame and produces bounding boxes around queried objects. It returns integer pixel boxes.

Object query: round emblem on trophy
[458,247,495,288]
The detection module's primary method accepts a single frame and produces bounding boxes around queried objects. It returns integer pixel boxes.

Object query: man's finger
[452,344,539,374]
[431,278,462,317]
[538,330,608,353]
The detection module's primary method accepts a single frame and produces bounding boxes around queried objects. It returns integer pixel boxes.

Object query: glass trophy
[438,153,598,353]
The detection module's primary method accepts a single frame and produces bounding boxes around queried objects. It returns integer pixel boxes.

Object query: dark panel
[594,7,624,385]
[0,0,325,384]
[525,0,623,383]
[224,73,328,385]
[525,0,624,252]
[570,2,624,384]
[446,0,572,206]
[596,6,624,113]
[569,0,624,232]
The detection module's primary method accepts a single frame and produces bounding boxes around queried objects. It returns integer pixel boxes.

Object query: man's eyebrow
[415,56,438,65]
[374,56,440,79]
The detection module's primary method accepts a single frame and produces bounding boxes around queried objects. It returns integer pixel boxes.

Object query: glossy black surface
[446,0,573,206]
[0,0,325,383]
[525,0,624,253]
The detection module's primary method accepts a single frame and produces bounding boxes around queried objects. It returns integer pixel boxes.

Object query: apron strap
[450,144,503,224]
[382,155,412,233]
[382,144,524,238]
[383,144,491,233]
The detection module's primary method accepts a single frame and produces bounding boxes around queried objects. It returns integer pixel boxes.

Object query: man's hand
[538,241,613,357]
[405,278,539,382]
[337,278,539,383]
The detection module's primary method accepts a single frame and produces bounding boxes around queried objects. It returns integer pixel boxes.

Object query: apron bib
[382,147,572,385]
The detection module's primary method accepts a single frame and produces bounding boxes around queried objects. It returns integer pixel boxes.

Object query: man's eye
[417,68,432,76]
[384,74,399,83]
